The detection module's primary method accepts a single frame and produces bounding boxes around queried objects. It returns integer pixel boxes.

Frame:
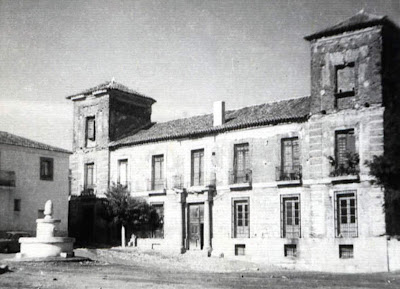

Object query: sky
[0,0,399,150]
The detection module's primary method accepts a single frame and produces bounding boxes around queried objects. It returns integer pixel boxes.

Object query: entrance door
[188,204,204,250]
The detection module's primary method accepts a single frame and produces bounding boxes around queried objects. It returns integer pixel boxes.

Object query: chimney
[213,101,225,127]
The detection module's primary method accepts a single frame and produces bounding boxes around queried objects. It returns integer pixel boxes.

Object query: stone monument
[17,200,75,258]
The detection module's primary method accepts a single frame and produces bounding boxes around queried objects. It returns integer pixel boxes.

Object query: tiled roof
[66,80,156,103]
[305,11,388,41]
[0,131,71,154]
[111,96,311,148]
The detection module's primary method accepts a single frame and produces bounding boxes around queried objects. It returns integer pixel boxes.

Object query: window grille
[339,245,354,259]
[284,244,297,257]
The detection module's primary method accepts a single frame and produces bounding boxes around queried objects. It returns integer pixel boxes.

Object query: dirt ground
[0,247,400,289]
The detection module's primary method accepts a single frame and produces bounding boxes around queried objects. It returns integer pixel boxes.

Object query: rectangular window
[281,195,300,238]
[38,209,45,219]
[284,244,297,257]
[233,143,250,183]
[336,63,355,95]
[235,244,246,256]
[233,199,249,238]
[118,159,128,187]
[335,129,356,168]
[335,191,357,238]
[40,157,54,181]
[280,138,300,180]
[85,163,94,191]
[151,203,164,239]
[14,199,21,212]
[191,149,204,186]
[339,245,354,259]
[152,155,164,190]
[86,116,96,142]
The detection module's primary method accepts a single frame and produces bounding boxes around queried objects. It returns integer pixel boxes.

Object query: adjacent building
[0,131,70,235]
[67,12,400,272]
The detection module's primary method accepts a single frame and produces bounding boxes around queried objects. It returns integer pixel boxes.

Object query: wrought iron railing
[276,165,302,181]
[148,179,166,191]
[229,169,252,185]
[0,170,16,187]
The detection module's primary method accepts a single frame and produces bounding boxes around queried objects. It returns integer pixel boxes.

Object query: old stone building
[0,131,70,236]
[67,12,400,272]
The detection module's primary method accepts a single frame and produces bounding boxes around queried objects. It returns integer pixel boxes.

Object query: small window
[14,199,21,212]
[235,244,246,256]
[40,157,54,181]
[233,199,249,238]
[86,116,96,142]
[284,244,297,257]
[335,191,357,238]
[118,159,128,187]
[38,209,45,219]
[336,63,355,96]
[339,245,354,259]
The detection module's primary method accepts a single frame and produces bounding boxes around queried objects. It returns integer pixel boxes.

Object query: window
[85,163,95,192]
[191,149,204,186]
[86,116,96,142]
[118,159,128,187]
[335,191,357,238]
[40,157,54,181]
[233,199,249,238]
[38,209,45,219]
[233,143,250,183]
[152,155,164,190]
[284,244,297,257]
[235,244,246,256]
[14,199,21,212]
[336,63,355,96]
[151,203,164,238]
[279,138,301,180]
[339,245,354,259]
[335,129,356,167]
[281,195,300,238]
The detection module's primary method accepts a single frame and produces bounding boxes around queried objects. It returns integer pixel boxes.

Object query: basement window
[235,244,246,256]
[339,245,354,259]
[284,244,297,257]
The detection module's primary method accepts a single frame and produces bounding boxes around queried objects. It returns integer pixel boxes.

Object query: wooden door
[188,204,204,250]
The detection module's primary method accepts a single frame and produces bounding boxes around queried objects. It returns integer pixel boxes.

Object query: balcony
[229,169,252,190]
[328,154,359,183]
[147,179,167,195]
[276,165,302,186]
[0,170,16,187]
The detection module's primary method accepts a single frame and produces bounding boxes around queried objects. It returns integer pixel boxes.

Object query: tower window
[86,116,96,142]
[336,63,355,97]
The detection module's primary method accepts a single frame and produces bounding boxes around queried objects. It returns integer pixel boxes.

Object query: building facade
[0,131,70,236]
[68,12,400,272]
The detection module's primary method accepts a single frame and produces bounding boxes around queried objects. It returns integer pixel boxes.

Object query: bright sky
[0,0,399,150]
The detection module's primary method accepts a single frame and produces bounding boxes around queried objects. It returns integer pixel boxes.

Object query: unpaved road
[0,248,399,289]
